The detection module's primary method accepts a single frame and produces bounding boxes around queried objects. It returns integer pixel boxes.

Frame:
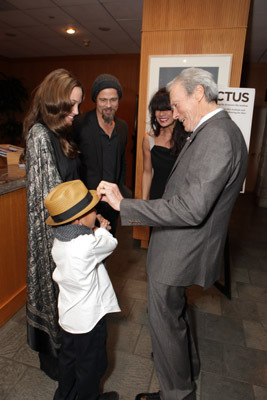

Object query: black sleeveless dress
[150,145,177,199]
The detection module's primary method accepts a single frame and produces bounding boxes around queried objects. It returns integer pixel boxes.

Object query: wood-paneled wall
[0,188,27,326]
[133,0,251,246]
[2,53,140,189]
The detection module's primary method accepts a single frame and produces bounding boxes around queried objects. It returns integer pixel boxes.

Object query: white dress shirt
[52,228,120,334]
[194,108,224,132]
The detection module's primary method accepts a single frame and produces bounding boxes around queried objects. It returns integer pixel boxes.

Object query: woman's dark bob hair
[149,87,171,135]
[148,87,187,156]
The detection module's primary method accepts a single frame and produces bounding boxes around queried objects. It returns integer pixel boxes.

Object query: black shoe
[135,392,161,400]
[98,392,119,400]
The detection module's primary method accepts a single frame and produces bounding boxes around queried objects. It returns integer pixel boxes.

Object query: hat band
[52,192,93,223]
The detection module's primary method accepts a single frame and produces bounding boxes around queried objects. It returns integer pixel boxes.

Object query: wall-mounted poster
[218,87,256,193]
[146,54,232,130]
[218,88,255,151]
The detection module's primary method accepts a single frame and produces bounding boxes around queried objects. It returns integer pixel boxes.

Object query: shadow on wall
[0,73,28,145]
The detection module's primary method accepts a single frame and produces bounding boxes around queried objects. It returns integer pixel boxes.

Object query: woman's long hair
[23,68,83,158]
[148,87,187,156]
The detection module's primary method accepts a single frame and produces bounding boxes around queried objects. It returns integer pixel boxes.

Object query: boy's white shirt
[52,227,120,334]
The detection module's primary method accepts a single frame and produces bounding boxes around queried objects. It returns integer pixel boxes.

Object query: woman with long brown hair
[23,68,83,380]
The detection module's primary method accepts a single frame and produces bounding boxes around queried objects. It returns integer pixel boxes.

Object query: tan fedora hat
[45,180,99,226]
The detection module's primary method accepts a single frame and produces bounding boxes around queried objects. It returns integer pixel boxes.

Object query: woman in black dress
[142,87,187,200]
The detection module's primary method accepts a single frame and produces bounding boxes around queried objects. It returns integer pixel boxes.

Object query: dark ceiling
[0,0,266,63]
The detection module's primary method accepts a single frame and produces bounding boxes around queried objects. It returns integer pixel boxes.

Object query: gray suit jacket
[120,110,248,289]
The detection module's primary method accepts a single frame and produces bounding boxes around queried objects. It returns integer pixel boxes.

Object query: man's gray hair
[167,67,218,103]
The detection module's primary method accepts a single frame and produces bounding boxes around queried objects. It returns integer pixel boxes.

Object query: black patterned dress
[26,123,79,373]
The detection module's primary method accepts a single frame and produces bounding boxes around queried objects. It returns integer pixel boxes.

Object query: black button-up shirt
[99,126,118,183]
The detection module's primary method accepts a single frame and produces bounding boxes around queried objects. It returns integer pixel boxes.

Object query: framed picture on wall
[146,54,233,129]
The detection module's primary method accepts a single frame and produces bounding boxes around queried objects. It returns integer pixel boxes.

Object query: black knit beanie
[91,73,122,102]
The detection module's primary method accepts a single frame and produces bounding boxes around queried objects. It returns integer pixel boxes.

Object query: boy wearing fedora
[45,179,120,400]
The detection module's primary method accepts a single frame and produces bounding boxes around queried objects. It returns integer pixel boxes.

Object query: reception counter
[0,165,27,326]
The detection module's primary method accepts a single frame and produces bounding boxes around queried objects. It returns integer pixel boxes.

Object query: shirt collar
[193,108,224,132]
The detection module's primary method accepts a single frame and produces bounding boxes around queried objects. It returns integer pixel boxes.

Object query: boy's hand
[96,214,111,231]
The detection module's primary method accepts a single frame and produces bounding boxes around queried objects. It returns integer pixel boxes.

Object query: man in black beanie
[73,74,129,235]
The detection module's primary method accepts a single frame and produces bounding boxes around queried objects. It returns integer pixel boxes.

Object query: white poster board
[217,87,255,151]
[218,87,255,192]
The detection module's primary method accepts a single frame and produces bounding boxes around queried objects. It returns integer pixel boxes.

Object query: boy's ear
[71,218,81,225]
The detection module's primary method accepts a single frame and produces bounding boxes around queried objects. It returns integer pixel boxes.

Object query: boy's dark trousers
[53,317,107,400]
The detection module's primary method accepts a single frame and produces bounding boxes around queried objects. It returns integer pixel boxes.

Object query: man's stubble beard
[102,109,115,124]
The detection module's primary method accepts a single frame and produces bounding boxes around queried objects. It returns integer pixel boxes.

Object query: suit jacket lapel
[166,129,197,183]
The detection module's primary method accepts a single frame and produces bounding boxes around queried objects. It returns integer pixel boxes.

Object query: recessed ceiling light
[82,40,90,47]
[99,27,110,32]
[66,28,76,35]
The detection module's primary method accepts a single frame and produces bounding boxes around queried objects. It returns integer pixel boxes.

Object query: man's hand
[97,181,124,211]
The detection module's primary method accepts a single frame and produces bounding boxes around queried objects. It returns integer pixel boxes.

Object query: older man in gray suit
[97,68,248,400]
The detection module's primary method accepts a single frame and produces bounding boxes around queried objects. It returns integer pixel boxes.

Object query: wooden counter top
[0,164,26,195]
